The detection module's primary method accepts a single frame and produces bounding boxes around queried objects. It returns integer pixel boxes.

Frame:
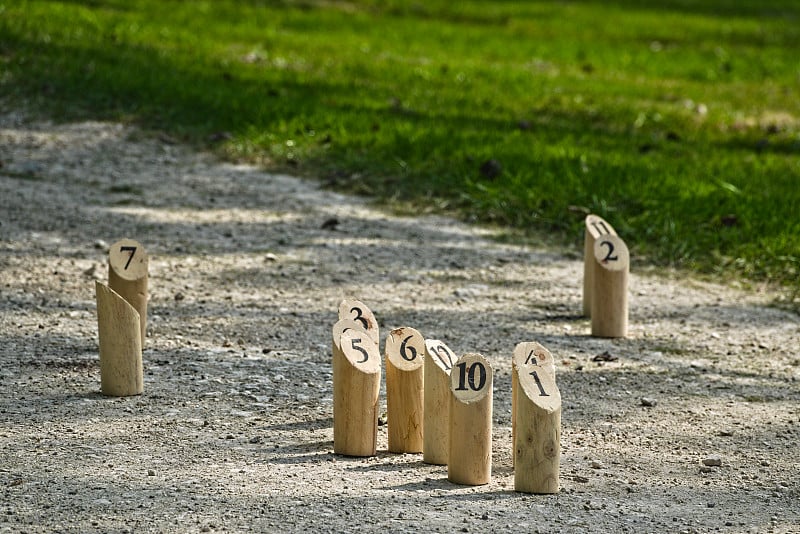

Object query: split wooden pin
[385,326,425,453]
[95,281,144,396]
[583,214,617,318]
[338,298,379,346]
[108,238,149,346]
[514,355,561,494]
[448,353,493,486]
[423,339,456,465]
[512,341,555,467]
[591,233,629,338]
[332,329,381,457]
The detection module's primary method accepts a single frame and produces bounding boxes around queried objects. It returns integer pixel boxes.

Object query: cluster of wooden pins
[95,238,148,397]
[332,299,562,493]
[583,214,629,338]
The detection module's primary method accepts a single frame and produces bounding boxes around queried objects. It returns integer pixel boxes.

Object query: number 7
[120,246,137,270]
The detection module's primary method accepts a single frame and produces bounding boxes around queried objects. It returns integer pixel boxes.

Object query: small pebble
[147,469,156,476]
[590,460,604,469]
[702,455,722,467]
[640,397,657,407]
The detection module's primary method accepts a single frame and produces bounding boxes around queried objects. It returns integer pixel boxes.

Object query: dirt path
[1,112,798,533]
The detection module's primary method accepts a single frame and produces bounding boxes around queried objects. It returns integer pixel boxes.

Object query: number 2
[120,246,137,270]
[600,240,618,262]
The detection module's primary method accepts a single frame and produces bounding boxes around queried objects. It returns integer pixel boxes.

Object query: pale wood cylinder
[385,326,425,453]
[333,330,381,457]
[423,339,456,465]
[448,353,493,485]
[108,238,148,346]
[332,318,370,354]
[512,341,555,467]
[337,298,379,346]
[95,281,143,396]
[514,366,561,494]
[583,214,617,317]
[591,234,629,338]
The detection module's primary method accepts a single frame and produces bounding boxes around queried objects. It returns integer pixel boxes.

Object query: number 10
[455,361,486,391]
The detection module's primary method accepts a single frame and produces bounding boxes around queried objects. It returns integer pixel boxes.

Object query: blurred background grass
[2,0,798,303]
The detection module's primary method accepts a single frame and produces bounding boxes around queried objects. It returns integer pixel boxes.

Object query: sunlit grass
[2,0,798,299]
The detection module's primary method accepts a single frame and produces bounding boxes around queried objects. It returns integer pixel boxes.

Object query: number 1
[529,370,549,397]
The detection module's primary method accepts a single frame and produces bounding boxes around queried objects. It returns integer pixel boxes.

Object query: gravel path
[1,112,798,533]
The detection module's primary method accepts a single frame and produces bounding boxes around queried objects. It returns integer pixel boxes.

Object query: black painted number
[400,335,417,361]
[524,349,541,366]
[434,344,453,370]
[455,361,486,392]
[120,246,137,270]
[350,307,369,329]
[529,370,550,397]
[591,220,610,235]
[350,337,369,364]
[600,240,618,262]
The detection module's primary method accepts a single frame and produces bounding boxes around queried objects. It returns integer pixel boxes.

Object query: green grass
[2,1,799,300]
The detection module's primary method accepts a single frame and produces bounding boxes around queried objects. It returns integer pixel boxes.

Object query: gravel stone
[1,112,798,533]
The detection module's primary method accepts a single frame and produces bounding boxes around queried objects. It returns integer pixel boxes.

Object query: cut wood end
[332,318,370,352]
[424,339,455,374]
[385,326,425,370]
[512,341,556,378]
[593,234,629,271]
[584,214,617,239]
[450,353,493,403]
[518,368,561,411]
[340,330,381,373]
[95,281,141,323]
[108,238,148,280]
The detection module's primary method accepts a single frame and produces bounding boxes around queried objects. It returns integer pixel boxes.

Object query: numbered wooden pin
[512,342,555,467]
[338,298,379,346]
[385,326,425,453]
[423,339,456,465]
[583,214,617,317]
[332,317,371,354]
[514,358,561,494]
[591,234,629,338]
[108,238,148,346]
[448,353,493,485]
[332,329,381,456]
[95,281,144,396]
